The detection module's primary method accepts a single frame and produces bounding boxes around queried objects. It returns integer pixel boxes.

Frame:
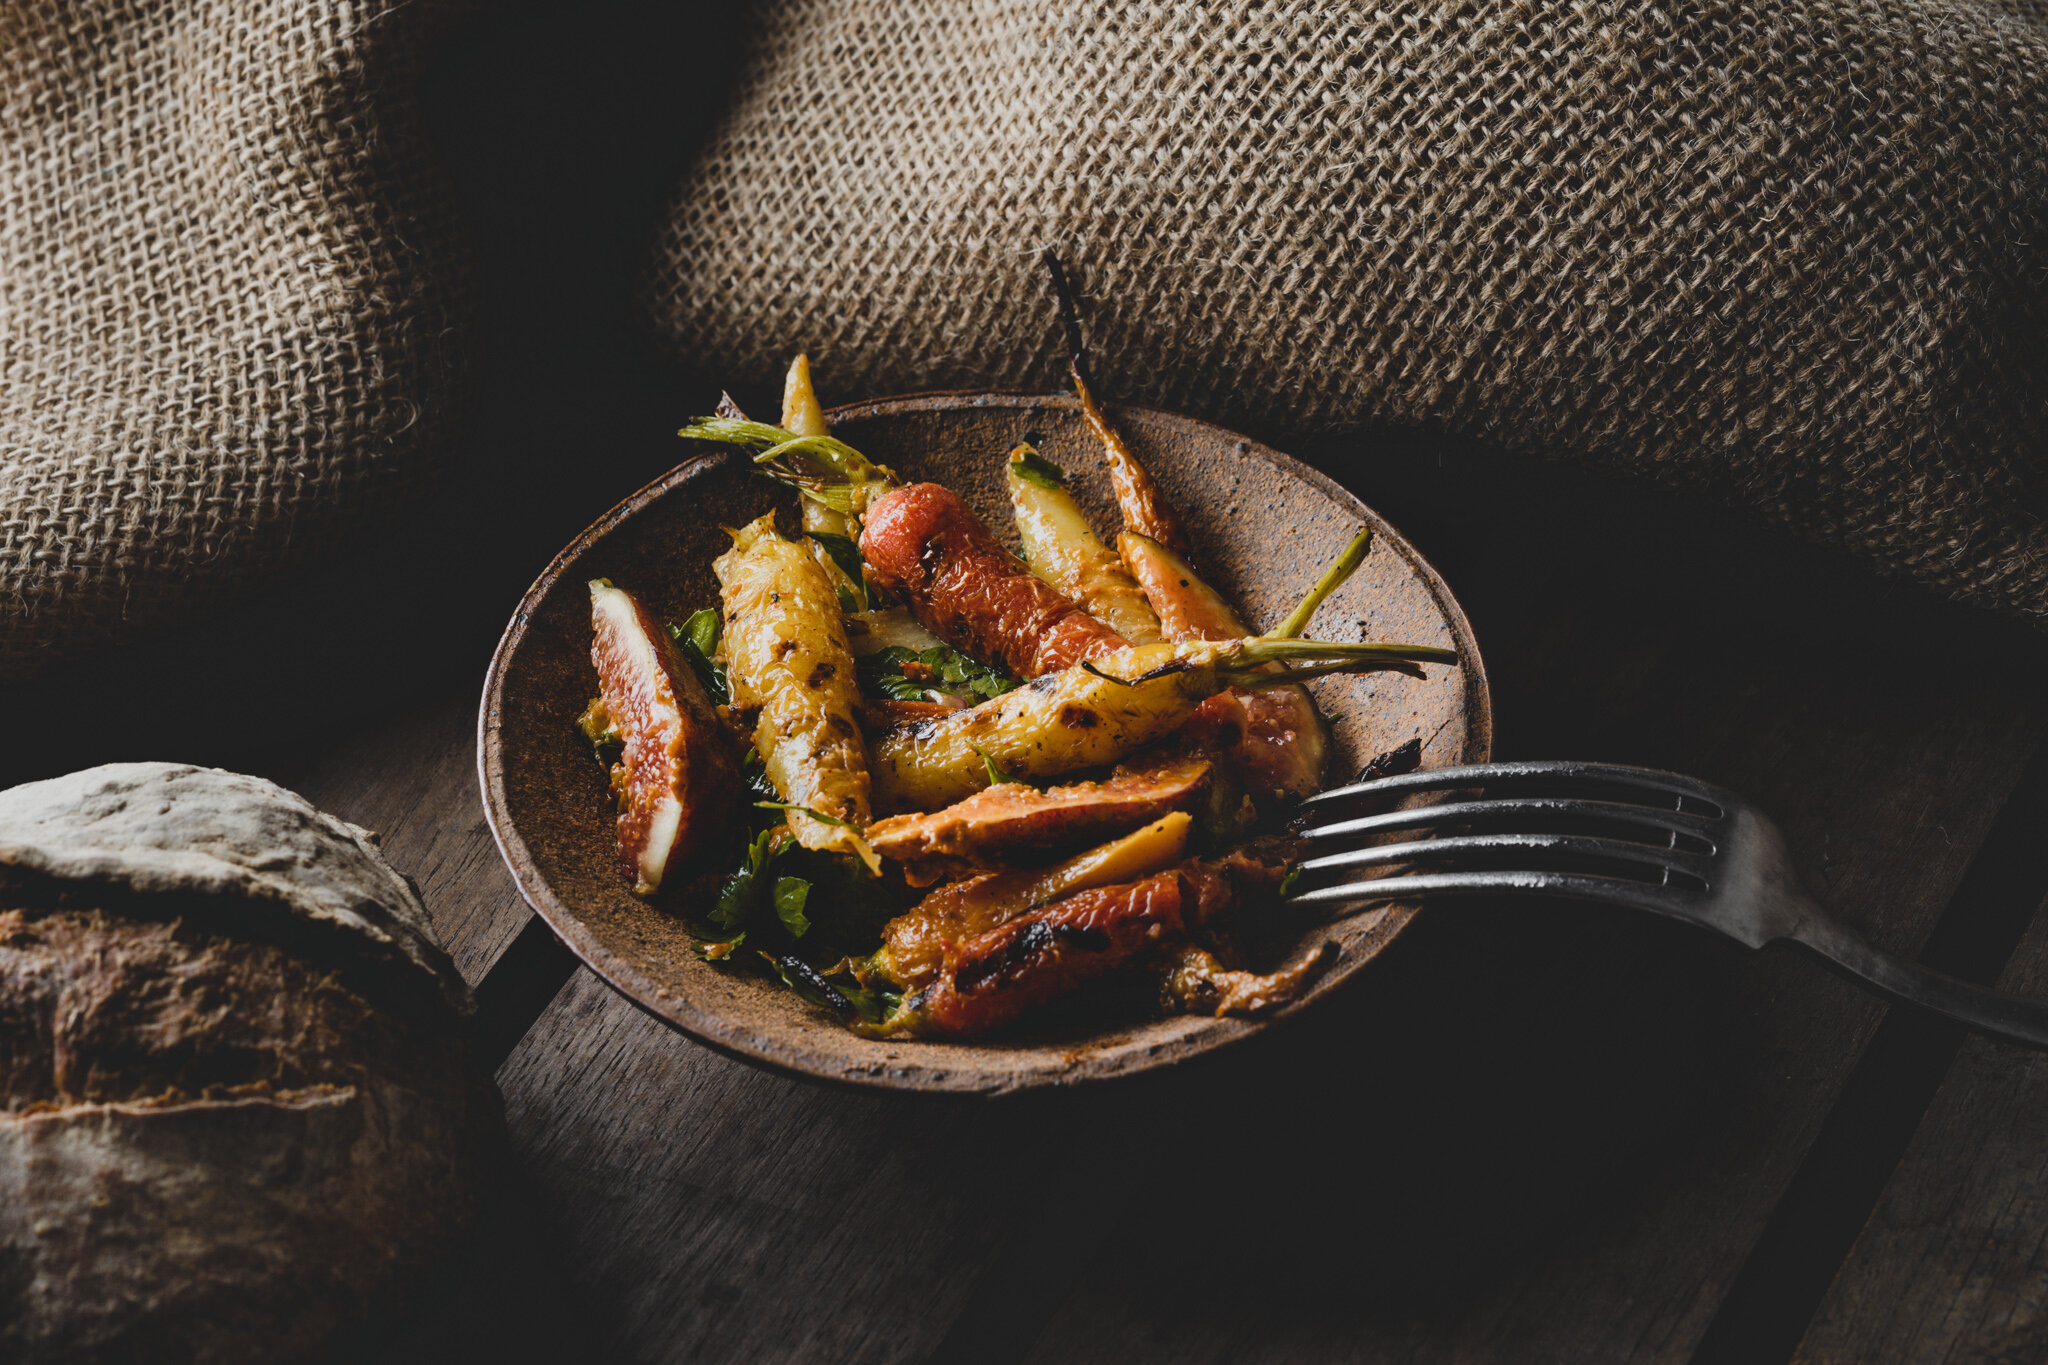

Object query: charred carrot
[892,845,1287,1037]
[861,481,1128,679]
[1122,528,1353,801]
[868,634,1455,812]
[1043,249,1194,557]
[870,811,1194,991]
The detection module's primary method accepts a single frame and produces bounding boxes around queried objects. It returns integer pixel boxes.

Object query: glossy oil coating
[479,392,1492,1094]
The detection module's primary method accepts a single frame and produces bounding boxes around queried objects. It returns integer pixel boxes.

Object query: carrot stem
[1268,529,1372,640]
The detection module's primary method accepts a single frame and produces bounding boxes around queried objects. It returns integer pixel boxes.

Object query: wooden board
[453,441,2048,1363]
[1002,557,2048,1365]
[1793,891,2048,1364]
[32,394,2042,1360]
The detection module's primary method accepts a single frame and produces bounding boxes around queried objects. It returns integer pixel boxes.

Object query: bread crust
[0,764,469,1020]
[0,766,494,1362]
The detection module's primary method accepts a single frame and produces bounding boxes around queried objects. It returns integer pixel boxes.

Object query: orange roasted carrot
[901,846,1287,1038]
[860,481,1128,679]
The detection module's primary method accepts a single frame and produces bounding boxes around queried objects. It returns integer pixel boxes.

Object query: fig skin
[589,581,741,894]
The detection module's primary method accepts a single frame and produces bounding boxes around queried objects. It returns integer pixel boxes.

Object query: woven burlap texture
[647,0,2048,623]
[0,0,467,683]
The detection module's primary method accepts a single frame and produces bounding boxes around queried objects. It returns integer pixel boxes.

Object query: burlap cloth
[647,0,2048,625]
[0,0,467,684]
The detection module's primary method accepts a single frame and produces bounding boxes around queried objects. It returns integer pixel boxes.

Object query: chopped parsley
[691,822,910,1022]
[1009,445,1069,490]
[667,609,728,704]
[805,531,869,611]
[859,645,1018,704]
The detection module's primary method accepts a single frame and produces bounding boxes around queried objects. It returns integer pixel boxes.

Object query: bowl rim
[477,389,1494,1095]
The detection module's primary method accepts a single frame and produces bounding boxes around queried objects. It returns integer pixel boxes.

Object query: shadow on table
[927,892,1735,1363]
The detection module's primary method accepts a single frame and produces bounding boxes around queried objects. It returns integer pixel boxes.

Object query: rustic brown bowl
[478,393,1492,1094]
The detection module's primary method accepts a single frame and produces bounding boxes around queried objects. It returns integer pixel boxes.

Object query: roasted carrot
[777,353,871,610]
[866,751,1213,875]
[714,513,874,863]
[1005,443,1162,644]
[861,481,1128,679]
[870,812,1193,990]
[894,844,1289,1038]
[1122,529,1345,802]
[868,634,1454,812]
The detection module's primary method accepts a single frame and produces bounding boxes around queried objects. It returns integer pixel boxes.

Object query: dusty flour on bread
[0,764,492,1363]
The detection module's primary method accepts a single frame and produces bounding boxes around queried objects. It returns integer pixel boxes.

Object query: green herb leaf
[740,747,779,804]
[668,609,729,705]
[773,876,811,937]
[1278,863,1304,899]
[710,828,777,930]
[858,643,1019,706]
[973,745,1016,787]
[1009,445,1068,490]
[755,800,850,829]
[806,531,868,611]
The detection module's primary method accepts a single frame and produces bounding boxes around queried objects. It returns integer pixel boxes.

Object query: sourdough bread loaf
[0,764,493,1364]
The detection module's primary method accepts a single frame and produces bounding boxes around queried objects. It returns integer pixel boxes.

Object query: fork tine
[1300,760,1730,813]
[1287,869,1698,921]
[1296,797,1719,846]
[1294,832,1710,879]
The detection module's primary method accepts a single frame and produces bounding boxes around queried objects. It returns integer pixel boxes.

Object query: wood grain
[490,967,1163,1363]
[1793,893,2048,1364]
[271,690,534,986]
[998,536,2048,1365]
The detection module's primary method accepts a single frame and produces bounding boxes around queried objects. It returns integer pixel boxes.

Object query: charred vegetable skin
[714,514,873,856]
[866,752,1213,876]
[588,581,741,894]
[1121,530,1331,801]
[869,636,1456,812]
[861,482,1127,679]
[898,845,1291,1038]
[873,812,1193,990]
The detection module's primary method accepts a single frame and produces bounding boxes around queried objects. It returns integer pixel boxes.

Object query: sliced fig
[589,580,740,895]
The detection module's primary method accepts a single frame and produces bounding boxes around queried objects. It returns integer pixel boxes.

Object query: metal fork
[1288,760,2048,1051]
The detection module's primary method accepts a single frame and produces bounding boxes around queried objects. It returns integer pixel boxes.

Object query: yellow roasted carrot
[1005,444,1161,644]
[781,352,830,439]
[776,353,874,608]
[869,635,1453,811]
[714,513,874,862]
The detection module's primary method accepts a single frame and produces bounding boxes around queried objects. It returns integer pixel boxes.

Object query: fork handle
[1785,914,2048,1052]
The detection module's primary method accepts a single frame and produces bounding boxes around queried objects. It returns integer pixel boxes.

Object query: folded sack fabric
[646,0,2048,624]
[0,0,469,683]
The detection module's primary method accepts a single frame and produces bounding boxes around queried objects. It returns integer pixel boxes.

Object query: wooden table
[19,418,2035,1364]
[8,9,2047,1357]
